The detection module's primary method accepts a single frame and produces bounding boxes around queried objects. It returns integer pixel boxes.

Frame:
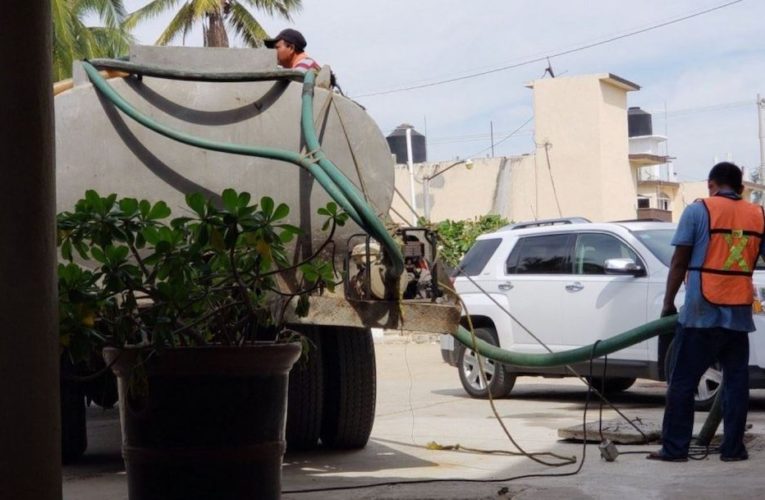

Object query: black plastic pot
[60,356,87,464]
[104,343,301,500]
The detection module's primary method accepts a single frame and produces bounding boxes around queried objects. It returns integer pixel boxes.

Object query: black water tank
[386,124,426,164]
[628,107,652,137]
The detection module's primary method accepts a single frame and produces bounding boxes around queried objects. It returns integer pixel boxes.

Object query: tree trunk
[204,10,229,48]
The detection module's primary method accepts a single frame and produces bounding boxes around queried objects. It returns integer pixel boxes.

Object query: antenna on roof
[544,57,556,78]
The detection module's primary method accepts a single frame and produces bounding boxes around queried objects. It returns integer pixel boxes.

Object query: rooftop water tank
[386,124,426,164]
[628,107,652,137]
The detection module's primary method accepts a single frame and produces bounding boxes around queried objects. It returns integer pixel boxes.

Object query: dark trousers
[661,325,749,459]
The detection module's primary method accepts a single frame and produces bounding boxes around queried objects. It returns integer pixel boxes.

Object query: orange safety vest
[689,195,765,306]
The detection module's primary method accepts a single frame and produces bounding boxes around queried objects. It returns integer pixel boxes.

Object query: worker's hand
[661,303,678,318]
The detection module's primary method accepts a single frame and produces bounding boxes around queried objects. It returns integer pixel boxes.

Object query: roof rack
[505,217,591,230]
[610,218,669,223]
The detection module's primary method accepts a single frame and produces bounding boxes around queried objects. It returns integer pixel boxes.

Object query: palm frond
[51,1,73,73]
[51,0,133,80]
[89,27,134,57]
[227,2,269,47]
[76,0,128,28]
[192,0,224,18]
[123,0,184,31]
[242,0,302,21]
[155,2,199,45]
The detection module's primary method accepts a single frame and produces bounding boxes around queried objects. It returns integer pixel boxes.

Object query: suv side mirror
[604,258,645,277]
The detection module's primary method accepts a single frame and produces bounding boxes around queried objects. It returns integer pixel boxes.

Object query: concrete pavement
[63,335,765,499]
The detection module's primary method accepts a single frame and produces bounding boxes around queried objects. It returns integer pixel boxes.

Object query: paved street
[64,337,765,499]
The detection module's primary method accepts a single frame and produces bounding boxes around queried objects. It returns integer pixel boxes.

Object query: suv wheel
[456,327,515,398]
[665,339,721,411]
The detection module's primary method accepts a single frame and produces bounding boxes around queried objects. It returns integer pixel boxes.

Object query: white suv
[441,218,765,407]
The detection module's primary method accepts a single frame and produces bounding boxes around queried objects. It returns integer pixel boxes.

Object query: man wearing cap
[648,161,765,463]
[264,29,320,72]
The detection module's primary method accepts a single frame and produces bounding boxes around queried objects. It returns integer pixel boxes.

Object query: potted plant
[59,260,118,463]
[57,188,345,500]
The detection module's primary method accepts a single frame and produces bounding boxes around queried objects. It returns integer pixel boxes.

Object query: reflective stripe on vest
[688,196,765,306]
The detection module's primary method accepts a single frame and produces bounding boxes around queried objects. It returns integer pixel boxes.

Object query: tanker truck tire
[320,327,376,449]
[61,375,87,464]
[286,327,324,451]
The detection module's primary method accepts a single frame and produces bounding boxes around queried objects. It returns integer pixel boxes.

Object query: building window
[637,197,650,209]
[658,194,670,211]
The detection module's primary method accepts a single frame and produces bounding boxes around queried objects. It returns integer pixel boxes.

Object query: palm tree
[52,0,133,81]
[124,0,302,48]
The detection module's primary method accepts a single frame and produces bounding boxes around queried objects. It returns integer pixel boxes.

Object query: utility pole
[405,126,418,225]
[490,121,495,157]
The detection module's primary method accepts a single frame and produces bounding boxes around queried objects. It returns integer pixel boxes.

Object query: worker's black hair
[708,161,743,191]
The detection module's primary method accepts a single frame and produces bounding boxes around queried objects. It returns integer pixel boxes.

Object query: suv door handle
[498,282,514,291]
[565,281,584,292]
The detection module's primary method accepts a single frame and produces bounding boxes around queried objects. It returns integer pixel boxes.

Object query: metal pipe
[423,174,431,220]
[87,58,305,82]
[422,159,471,221]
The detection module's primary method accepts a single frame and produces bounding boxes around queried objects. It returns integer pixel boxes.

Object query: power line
[424,98,754,147]
[463,116,535,159]
[429,129,534,145]
[648,99,753,119]
[411,98,754,149]
[353,0,744,99]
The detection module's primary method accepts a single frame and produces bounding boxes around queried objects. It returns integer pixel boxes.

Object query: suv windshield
[632,229,675,266]
[634,228,765,269]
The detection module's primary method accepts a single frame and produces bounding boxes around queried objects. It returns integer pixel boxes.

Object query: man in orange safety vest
[649,162,765,462]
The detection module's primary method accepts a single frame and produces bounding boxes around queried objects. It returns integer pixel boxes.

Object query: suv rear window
[506,234,573,274]
[456,238,502,276]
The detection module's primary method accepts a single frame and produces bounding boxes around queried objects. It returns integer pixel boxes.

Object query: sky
[117,0,765,182]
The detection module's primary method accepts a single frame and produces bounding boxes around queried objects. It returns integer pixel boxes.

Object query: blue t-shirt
[673,192,765,332]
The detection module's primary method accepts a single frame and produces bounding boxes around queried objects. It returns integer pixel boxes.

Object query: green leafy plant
[57,188,346,363]
[433,214,510,268]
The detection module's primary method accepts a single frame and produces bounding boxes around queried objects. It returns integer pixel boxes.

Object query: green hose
[80,61,366,229]
[300,71,404,279]
[81,61,407,281]
[453,315,676,367]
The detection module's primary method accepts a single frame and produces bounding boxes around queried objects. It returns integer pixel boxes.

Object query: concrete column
[0,2,61,499]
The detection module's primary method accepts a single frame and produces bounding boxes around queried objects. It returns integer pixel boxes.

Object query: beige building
[390,73,765,225]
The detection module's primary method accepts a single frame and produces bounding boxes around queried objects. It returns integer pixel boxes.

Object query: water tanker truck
[55,45,462,461]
